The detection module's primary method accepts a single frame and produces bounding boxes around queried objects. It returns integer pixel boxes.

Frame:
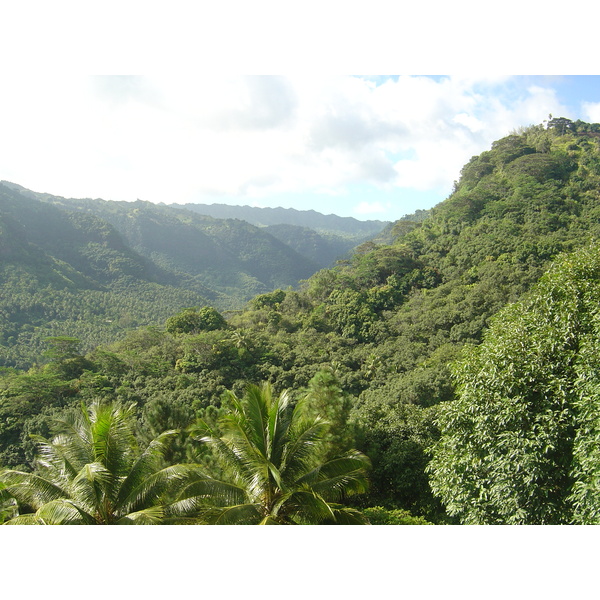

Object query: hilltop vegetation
[3,118,600,523]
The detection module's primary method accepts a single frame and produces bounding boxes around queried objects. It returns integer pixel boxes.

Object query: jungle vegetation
[3,118,600,523]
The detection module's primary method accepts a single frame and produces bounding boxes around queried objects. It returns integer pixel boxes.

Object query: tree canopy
[428,244,600,524]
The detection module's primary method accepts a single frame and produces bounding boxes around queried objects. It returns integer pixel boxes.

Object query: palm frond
[69,462,114,517]
[281,419,330,481]
[266,389,294,468]
[238,385,271,456]
[267,461,283,490]
[203,502,263,525]
[283,490,336,524]
[43,406,96,472]
[175,474,247,507]
[32,433,88,482]
[307,450,371,478]
[34,499,90,525]
[298,451,371,501]
[89,401,136,478]
[3,514,46,525]
[116,430,179,509]
[0,469,68,508]
[116,505,166,525]
[120,463,205,515]
[165,496,204,518]
[0,486,17,524]
[202,429,269,500]
[197,432,252,486]
[324,505,370,525]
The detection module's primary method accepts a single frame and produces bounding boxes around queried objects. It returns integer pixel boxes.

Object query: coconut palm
[185,382,371,524]
[0,400,202,524]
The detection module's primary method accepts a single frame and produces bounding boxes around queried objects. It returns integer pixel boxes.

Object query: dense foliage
[428,244,600,524]
[0,184,211,367]
[0,183,388,367]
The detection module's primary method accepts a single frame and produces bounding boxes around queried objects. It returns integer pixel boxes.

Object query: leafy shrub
[362,506,432,525]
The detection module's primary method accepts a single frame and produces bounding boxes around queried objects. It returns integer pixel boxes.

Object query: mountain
[167,202,389,238]
[1,182,378,366]
[0,182,209,367]
[262,212,431,270]
[262,223,358,269]
[1,184,327,303]
[167,201,390,267]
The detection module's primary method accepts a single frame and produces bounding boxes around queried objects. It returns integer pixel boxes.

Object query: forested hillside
[3,184,325,303]
[0,184,210,368]
[3,118,600,524]
[262,223,357,269]
[1,183,369,368]
[168,202,389,269]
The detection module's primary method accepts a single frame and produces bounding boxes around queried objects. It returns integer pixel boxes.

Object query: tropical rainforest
[3,117,600,524]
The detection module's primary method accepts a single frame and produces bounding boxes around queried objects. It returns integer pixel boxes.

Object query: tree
[428,245,600,524]
[251,289,287,310]
[302,370,355,460]
[189,382,371,524]
[0,400,202,524]
[42,336,82,361]
[547,116,574,135]
[165,306,227,335]
[352,390,445,520]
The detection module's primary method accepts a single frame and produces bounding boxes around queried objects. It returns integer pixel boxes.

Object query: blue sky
[2,74,600,222]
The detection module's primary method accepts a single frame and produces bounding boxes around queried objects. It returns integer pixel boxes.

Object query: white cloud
[453,113,484,133]
[582,101,600,123]
[0,75,576,215]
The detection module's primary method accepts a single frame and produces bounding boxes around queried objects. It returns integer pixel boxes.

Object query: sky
[3,74,600,223]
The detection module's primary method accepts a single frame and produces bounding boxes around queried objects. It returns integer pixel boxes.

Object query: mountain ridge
[166,201,389,235]
[0,182,392,367]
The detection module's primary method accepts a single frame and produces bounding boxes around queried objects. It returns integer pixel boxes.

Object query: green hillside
[0,183,209,368]
[168,202,389,266]
[263,223,358,268]
[3,187,323,305]
[0,185,342,366]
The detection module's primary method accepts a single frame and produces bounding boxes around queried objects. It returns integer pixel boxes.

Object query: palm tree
[185,382,371,524]
[0,400,202,524]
